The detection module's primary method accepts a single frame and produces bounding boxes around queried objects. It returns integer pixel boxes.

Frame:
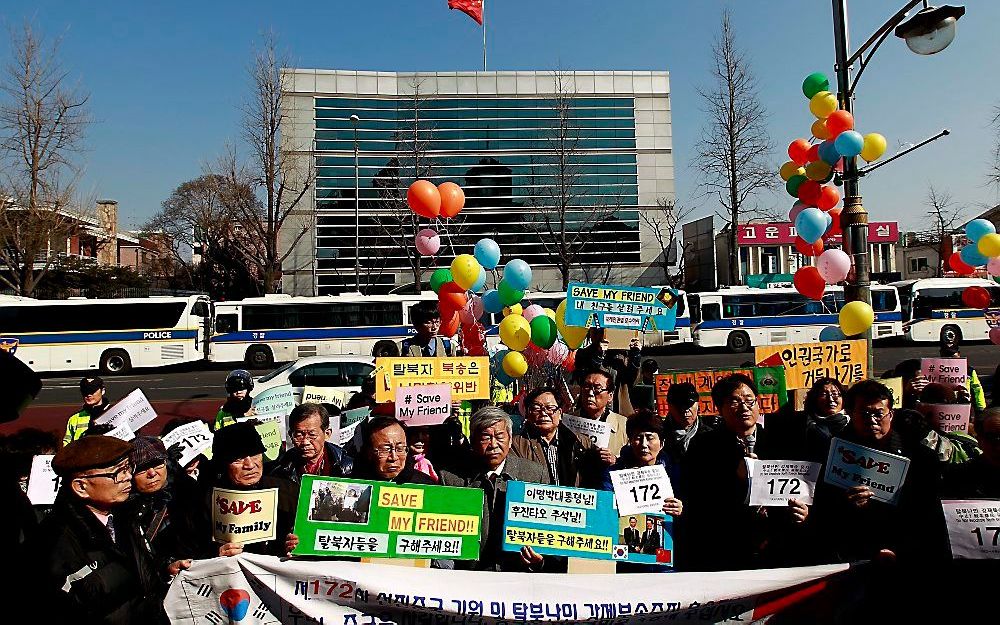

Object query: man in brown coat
[511,386,600,488]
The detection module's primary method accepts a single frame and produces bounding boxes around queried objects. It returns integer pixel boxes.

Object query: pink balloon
[992,327,1000,346]
[789,200,808,223]
[547,341,569,365]
[460,294,485,324]
[522,304,544,322]
[988,257,1000,277]
[415,228,440,256]
[816,249,851,284]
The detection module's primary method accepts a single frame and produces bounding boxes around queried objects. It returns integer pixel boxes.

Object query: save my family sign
[565,282,679,331]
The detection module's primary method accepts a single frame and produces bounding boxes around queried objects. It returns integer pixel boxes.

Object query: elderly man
[441,407,548,571]
[270,403,353,482]
[511,386,597,487]
[26,436,166,623]
[350,417,436,484]
[663,382,717,465]
[575,369,629,465]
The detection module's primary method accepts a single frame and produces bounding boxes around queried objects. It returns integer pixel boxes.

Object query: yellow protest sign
[374,357,490,403]
[755,340,867,390]
[882,377,903,409]
[254,420,283,462]
[212,487,278,545]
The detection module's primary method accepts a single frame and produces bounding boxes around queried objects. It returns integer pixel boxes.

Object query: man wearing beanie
[24,436,167,624]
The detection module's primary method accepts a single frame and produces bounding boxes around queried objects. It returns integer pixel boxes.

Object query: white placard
[338,419,363,446]
[251,384,296,418]
[942,500,1000,559]
[823,438,910,505]
[560,414,611,449]
[93,388,157,433]
[302,386,351,408]
[105,422,135,441]
[26,455,60,505]
[746,459,821,506]
[609,464,674,516]
[161,421,214,466]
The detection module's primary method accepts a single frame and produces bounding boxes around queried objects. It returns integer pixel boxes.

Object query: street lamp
[831,0,964,373]
[350,114,361,293]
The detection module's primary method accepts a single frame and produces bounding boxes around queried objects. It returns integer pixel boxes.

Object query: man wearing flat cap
[663,382,718,466]
[24,435,167,624]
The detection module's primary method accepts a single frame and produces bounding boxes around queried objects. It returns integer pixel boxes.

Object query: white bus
[210,293,437,368]
[891,278,1000,344]
[0,295,211,374]
[690,285,902,352]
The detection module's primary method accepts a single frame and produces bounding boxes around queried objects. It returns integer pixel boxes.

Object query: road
[4,342,996,437]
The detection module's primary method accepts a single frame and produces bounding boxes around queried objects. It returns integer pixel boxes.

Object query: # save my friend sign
[823,438,910,505]
[565,282,679,331]
[395,384,452,426]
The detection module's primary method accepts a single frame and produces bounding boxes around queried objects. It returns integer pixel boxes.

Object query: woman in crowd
[801,377,849,463]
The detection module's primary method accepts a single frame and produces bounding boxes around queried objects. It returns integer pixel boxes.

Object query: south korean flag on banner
[166,556,279,625]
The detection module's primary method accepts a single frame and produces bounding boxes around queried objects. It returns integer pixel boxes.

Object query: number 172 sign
[609,465,674,516]
[746,459,821,506]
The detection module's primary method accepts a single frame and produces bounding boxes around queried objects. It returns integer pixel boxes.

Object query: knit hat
[212,421,266,464]
[666,382,699,410]
[129,436,167,472]
[53,435,131,477]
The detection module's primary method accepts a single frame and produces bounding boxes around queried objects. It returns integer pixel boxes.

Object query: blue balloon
[492,349,513,386]
[818,140,840,165]
[474,238,501,270]
[966,219,997,243]
[834,130,864,158]
[960,244,989,268]
[470,267,487,293]
[795,207,828,244]
[819,326,846,342]
[503,259,533,291]
[482,289,503,314]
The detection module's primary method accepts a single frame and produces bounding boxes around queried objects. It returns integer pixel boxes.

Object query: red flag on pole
[448,0,483,25]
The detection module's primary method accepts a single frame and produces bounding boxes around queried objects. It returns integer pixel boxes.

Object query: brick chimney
[96,199,118,265]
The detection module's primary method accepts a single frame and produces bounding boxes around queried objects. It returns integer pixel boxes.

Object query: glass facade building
[279,70,674,295]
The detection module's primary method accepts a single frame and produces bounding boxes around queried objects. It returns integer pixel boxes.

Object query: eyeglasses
[527,404,560,415]
[291,430,323,442]
[727,396,757,409]
[581,384,609,396]
[80,463,133,484]
[862,409,891,422]
[374,444,408,457]
[819,390,842,399]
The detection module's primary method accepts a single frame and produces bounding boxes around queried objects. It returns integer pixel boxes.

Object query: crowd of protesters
[1,300,998,623]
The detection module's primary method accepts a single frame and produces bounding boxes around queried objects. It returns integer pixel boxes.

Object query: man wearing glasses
[26,435,167,622]
[401,301,457,358]
[270,403,353,483]
[511,386,598,487]
[350,416,435,485]
[574,369,629,466]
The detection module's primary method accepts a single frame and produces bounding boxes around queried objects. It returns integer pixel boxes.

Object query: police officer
[213,370,256,431]
[63,377,113,446]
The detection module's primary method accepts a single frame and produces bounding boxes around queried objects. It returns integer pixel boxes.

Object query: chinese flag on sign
[448,0,483,25]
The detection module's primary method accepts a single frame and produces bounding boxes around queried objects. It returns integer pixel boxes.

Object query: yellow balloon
[809,91,838,119]
[499,314,531,351]
[503,304,523,317]
[811,119,832,141]
[978,233,1000,258]
[543,307,556,321]
[839,301,874,336]
[805,160,832,181]
[555,300,589,349]
[779,161,805,182]
[502,351,528,378]
[860,133,887,163]
[450,254,482,291]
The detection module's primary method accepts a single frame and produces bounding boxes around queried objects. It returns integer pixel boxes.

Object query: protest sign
[565,282,679,331]
[823,438,910,505]
[254,420,283,462]
[251,384,295,418]
[882,376,904,408]
[746,459,821,506]
[292,476,483,559]
[93,388,157,432]
[105,422,135,441]
[925,403,972,434]
[160,420,213,467]
[561,413,611,448]
[374,357,489,403]
[502,481,673,567]
[754,340,866,389]
[339,407,369,445]
[921,358,967,386]
[609,465,675,516]
[212,487,278,545]
[26,455,60,506]
[395,384,452,426]
[302,386,350,408]
[942,500,1000,559]
[655,366,787,417]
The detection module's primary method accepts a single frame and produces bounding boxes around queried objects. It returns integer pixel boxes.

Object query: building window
[910,257,929,273]
[761,246,779,274]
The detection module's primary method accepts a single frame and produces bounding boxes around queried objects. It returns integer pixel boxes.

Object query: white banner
[94,388,157,432]
[165,554,853,624]
[161,421,214,467]
[561,414,611,449]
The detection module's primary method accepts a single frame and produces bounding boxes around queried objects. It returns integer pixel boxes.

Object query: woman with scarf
[801,377,849,463]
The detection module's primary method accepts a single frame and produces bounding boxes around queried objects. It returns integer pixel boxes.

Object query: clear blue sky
[5,0,998,232]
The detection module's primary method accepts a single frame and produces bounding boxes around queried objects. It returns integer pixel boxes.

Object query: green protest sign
[292,476,484,560]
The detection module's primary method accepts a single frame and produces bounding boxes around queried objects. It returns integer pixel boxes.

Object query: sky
[3,0,998,233]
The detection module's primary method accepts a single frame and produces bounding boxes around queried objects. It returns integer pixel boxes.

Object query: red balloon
[407,180,441,219]
[438,181,465,219]
[825,110,855,137]
[438,281,468,313]
[794,266,826,301]
[788,139,811,165]
[949,253,975,276]
[795,237,824,257]
[562,349,576,373]
[826,207,843,236]
[806,144,821,164]
[817,185,841,211]
[962,286,992,309]
[798,180,822,206]
[439,311,460,337]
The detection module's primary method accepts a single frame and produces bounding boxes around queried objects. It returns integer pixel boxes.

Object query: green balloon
[802,72,830,99]
[497,279,524,307]
[786,174,807,198]
[530,316,557,349]
[430,268,452,293]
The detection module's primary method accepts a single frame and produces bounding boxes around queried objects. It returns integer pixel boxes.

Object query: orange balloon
[407,180,441,219]
[824,110,854,138]
[438,281,468,313]
[438,182,465,219]
[816,185,840,211]
[439,311,460,337]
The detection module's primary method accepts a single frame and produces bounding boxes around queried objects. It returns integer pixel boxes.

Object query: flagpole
[482,0,487,71]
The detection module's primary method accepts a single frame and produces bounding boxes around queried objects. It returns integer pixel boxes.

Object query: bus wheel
[940,325,962,345]
[100,349,132,375]
[727,331,751,353]
[245,345,274,370]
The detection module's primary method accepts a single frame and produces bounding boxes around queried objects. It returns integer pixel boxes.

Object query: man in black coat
[640,518,661,555]
[623,516,642,553]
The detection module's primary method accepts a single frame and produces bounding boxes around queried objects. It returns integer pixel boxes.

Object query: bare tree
[640,197,694,287]
[693,10,774,287]
[0,23,89,295]
[990,105,1000,191]
[922,184,964,277]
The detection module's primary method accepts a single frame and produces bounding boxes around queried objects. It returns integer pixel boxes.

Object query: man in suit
[441,407,548,571]
[623,517,641,553]
[640,518,661,555]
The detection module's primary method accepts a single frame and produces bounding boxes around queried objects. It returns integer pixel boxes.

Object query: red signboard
[736,222,899,245]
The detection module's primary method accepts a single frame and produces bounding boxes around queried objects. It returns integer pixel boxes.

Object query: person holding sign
[600,411,683,516]
[510,387,598,488]
[799,378,850,464]
[943,407,1000,499]
[63,376,113,446]
[911,383,980,465]
[1,428,58,555]
[269,404,353,484]
[574,370,629,466]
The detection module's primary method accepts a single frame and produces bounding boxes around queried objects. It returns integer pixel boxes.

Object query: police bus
[891,278,1000,344]
[0,295,212,374]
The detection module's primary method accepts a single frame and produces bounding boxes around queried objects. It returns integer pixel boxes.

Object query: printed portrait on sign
[308,480,373,524]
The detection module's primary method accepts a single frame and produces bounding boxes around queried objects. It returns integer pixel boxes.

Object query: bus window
[702,303,722,321]
[688,295,701,323]
[871,290,897,312]
[215,314,238,334]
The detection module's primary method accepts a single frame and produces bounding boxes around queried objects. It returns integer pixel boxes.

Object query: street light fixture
[895,4,966,55]
[350,114,361,293]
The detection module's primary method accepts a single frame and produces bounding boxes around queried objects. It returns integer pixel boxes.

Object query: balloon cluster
[782,72,889,337]
[945,219,1000,344]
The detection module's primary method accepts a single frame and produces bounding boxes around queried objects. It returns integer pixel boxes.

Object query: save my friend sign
[565,282,678,331]
[823,438,910,505]
[292,476,484,559]
[212,487,279,545]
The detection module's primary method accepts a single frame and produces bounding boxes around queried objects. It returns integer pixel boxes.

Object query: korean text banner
[655,366,787,417]
[754,340,867,390]
[565,282,679,331]
[374,357,489,403]
[292,476,483,559]
[165,553,855,624]
[502,481,673,567]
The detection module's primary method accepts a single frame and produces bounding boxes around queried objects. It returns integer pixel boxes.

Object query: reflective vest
[63,406,99,446]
